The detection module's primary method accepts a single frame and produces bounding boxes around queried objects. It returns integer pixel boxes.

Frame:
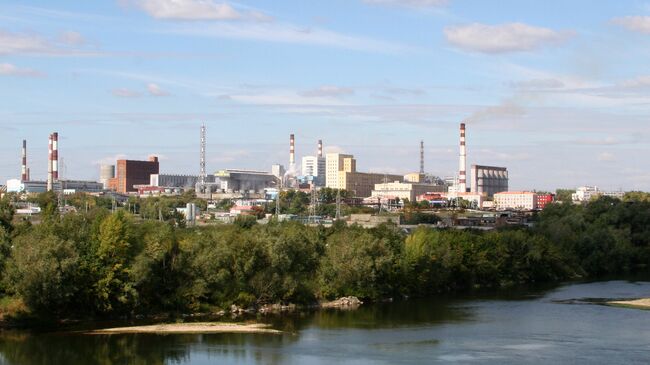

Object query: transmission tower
[198,124,207,193]
[420,140,424,175]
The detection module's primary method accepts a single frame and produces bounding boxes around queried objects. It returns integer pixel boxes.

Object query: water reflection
[2,280,650,365]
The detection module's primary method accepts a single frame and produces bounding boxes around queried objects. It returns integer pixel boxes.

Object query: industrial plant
[0,121,631,227]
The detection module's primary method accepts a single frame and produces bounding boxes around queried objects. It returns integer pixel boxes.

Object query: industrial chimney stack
[459,123,467,193]
[318,139,323,158]
[47,132,59,191]
[289,133,295,166]
[21,140,28,182]
[51,132,59,182]
[47,134,53,191]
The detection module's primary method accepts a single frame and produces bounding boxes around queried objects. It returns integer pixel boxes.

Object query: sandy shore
[87,322,282,335]
[608,298,650,310]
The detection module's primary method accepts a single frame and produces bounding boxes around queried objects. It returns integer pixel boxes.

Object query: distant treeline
[0,191,649,320]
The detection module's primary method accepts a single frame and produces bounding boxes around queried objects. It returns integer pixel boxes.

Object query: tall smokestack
[47,134,53,191]
[289,133,295,166]
[21,140,27,182]
[51,132,59,182]
[419,140,424,175]
[459,123,467,193]
[318,139,323,158]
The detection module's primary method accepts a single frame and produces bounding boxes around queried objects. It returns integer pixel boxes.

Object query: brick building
[108,156,159,193]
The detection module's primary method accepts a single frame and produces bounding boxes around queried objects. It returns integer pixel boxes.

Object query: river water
[1,280,649,364]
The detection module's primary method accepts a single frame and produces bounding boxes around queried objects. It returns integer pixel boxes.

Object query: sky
[1,0,650,191]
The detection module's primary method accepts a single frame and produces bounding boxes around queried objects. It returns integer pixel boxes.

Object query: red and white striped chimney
[47,134,53,191]
[21,140,27,182]
[289,133,295,166]
[51,132,59,182]
[318,139,323,158]
[459,123,467,193]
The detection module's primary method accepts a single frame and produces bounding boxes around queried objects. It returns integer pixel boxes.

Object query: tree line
[0,192,649,320]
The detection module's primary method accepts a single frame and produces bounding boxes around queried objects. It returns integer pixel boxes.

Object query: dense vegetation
[0,192,649,321]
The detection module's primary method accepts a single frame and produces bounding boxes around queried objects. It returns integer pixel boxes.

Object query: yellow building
[325,153,402,197]
[403,172,425,183]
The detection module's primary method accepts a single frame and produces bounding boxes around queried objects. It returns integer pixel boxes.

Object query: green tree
[555,189,575,203]
[5,232,79,314]
[94,211,138,314]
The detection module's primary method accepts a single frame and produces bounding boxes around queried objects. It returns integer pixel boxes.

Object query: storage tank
[100,164,115,189]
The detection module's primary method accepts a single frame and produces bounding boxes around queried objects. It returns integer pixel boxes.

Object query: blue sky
[1,0,650,191]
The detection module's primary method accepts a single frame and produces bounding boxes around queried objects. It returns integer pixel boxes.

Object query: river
[1,280,649,364]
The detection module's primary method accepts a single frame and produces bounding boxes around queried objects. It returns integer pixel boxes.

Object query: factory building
[325,153,402,197]
[107,156,160,193]
[271,164,286,181]
[215,169,277,193]
[494,191,537,211]
[470,165,508,197]
[371,181,445,202]
[6,179,102,194]
[150,174,216,188]
[60,180,104,194]
[6,179,55,194]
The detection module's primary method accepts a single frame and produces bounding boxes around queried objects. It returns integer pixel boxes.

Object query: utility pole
[309,187,317,223]
[335,188,341,220]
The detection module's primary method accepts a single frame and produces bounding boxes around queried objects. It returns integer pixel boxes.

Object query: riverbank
[608,298,650,310]
[87,322,283,335]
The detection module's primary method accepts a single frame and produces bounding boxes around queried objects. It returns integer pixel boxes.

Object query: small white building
[372,181,444,202]
[572,186,624,203]
[444,192,486,209]
[494,191,537,211]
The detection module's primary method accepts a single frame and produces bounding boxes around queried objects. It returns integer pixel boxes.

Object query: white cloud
[612,16,650,33]
[573,137,621,146]
[165,22,413,53]
[619,75,650,88]
[510,78,565,90]
[0,29,54,55]
[444,23,573,54]
[136,0,241,20]
[59,31,85,45]
[362,0,448,8]
[226,90,351,106]
[384,87,426,96]
[147,82,170,96]
[299,85,354,98]
[0,29,95,56]
[112,88,142,98]
[597,152,616,162]
[0,63,44,77]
